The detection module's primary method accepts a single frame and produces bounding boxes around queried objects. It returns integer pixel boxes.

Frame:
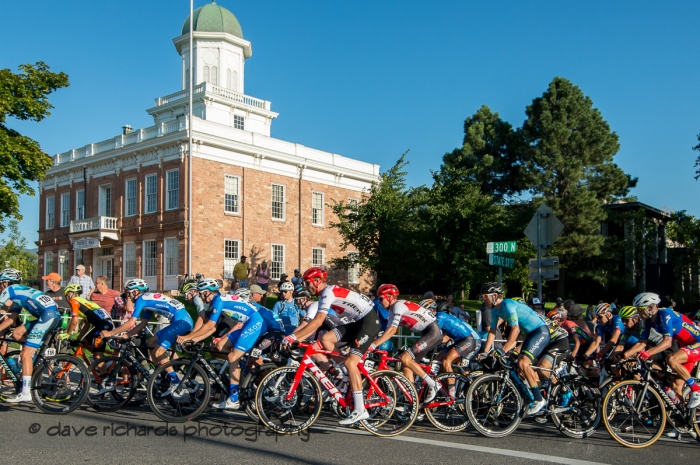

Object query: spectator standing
[68,264,94,299]
[233,256,250,288]
[256,260,271,307]
[229,279,240,294]
[90,275,121,314]
[42,272,68,311]
[273,282,303,335]
[291,269,303,288]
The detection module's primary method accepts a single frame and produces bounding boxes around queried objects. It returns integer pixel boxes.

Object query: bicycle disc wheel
[425,373,471,432]
[147,359,210,422]
[602,380,666,448]
[255,366,322,434]
[0,350,22,401]
[31,354,90,414]
[466,373,524,438]
[550,378,601,439]
[86,356,137,412]
[360,370,418,437]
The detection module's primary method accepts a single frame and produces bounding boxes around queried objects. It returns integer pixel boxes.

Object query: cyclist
[622,292,700,413]
[286,267,378,425]
[100,279,193,393]
[274,281,304,335]
[582,303,623,359]
[433,299,481,373]
[370,288,441,403]
[62,283,114,357]
[537,311,571,402]
[557,304,594,360]
[479,282,551,415]
[0,269,60,403]
[235,288,285,360]
[371,289,394,353]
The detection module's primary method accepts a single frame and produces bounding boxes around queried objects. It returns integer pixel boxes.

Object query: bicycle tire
[602,379,666,448]
[359,370,418,437]
[0,350,22,401]
[466,373,524,438]
[147,359,211,422]
[31,354,90,414]
[86,356,137,412]
[243,362,278,422]
[424,373,471,432]
[255,366,323,434]
[550,377,601,439]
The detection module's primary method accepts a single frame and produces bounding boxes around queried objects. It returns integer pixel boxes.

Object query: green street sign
[486,241,517,254]
[488,254,515,269]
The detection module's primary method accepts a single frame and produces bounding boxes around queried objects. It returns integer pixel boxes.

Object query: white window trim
[142,240,157,278]
[166,169,179,211]
[271,183,286,221]
[75,189,85,221]
[144,174,157,214]
[270,243,285,281]
[312,247,325,268]
[123,242,137,279]
[125,178,137,217]
[312,191,324,226]
[223,238,241,279]
[224,174,241,215]
[98,183,112,217]
[46,196,55,230]
[60,193,70,228]
[164,237,178,277]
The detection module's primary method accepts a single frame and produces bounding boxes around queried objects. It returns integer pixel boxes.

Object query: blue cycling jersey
[641,308,700,346]
[596,315,625,339]
[209,294,257,324]
[132,293,189,322]
[0,285,57,318]
[436,312,479,341]
[251,301,283,331]
[491,299,546,334]
[373,299,390,331]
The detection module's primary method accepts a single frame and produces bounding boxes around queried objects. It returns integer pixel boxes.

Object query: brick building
[37,3,378,292]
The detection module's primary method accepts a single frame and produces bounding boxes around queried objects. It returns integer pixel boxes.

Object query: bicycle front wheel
[550,377,601,439]
[242,362,278,422]
[466,373,524,438]
[0,350,22,401]
[360,370,418,437]
[147,359,210,422]
[87,356,137,412]
[602,380,666,448]
[31,354,90,414]
[424,373,471,432]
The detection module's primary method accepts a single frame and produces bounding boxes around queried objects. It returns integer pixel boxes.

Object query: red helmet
[377,284,399,299]
[302,267,328,283]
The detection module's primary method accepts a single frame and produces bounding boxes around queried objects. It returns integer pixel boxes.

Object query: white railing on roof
[69,216,118,233]
[154,83,270,110]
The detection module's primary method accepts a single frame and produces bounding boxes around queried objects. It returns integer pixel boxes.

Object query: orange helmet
[302,267,328,283]
[546,310,562,321]
[377,284,399,299]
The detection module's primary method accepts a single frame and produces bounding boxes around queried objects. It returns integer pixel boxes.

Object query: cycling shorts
[680,342,700,372]
[155,317,194,350]
[446,335,482,362]
[85,319,115,350]
[332,313,381,357]
[520,325,551,363]
[540,336,571,366]
[26,309,60,349]
[406,322,442,361]
[227,311,266,353]
[255,329,285,354]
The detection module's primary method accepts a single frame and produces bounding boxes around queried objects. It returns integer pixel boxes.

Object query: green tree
[0,219,37,283]
[668,210,700,309]
[0,62,69,230]
[693,134,700,180]
[520,77,636,282]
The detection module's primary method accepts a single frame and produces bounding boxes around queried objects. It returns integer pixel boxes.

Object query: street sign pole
[537,213,542,300]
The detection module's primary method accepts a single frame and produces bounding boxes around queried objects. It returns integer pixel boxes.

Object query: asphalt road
[2,401,698,465]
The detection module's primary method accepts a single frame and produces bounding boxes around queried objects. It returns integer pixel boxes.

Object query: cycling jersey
[208,294,257,324]
[132,293,189,322]
[436,312,479,341]
[641,308,700,347]
[596,315,625,339]
[491,299,546,334]
[315,285,374,325]
[68,296,112,327]
[0,285,57,317]
[387,300,436,332]
[560,320,593,344]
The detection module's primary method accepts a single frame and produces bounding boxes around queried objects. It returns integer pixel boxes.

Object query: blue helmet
[124,278,149,293]
[197,278,220,292]
[0,268,22,283]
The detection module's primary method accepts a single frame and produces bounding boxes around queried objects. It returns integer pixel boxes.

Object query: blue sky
[3,1,700,244]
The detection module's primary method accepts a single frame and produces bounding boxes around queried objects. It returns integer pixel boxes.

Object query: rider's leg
[668,347,700,399]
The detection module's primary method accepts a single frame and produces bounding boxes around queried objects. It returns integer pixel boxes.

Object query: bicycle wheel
[128,356,153,407]
[0,350,22,401]
[466,373,524,438]
[31,354,90,414]
[255,366,322,434]
[147,359,210,422]
[86,356,137,412]
[550,378,601,439]
[425,373,471,432]
[602,380,666,448]
[243,362,277,422]
[360,370,418,437]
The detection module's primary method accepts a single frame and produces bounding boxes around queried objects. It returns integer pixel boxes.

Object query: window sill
[271,218,286,223]
[224,212,242,217]
[312,223,325,228]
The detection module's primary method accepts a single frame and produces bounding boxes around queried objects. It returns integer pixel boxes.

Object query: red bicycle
[255,341,419,437]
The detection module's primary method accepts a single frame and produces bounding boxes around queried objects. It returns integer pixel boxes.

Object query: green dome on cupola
[181,1,243,39]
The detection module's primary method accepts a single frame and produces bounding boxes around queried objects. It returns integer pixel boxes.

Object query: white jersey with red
[310,285,374,326]
[388,300,436,332]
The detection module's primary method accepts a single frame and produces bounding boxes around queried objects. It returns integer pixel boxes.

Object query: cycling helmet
[181,282,198,294]
[511,297,524,302]
[419,299,437,311]
[279,282,295,292]
[593,303,611,316]
[632,292,661,308]
[377,284,400,299]
[480,282,504,296]
[63,283,83,296]
[302,267,328,282]
[197,278,220,293]
[234,288,253,302]
[0,268,22,283]
[124,279,149,293]
[294,287,311,299]
[436,302,451,313]
[618,306,639,319]
[546,310,562,321]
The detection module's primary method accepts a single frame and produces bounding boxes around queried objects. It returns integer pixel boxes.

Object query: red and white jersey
[314,285,374,325]
[388,300,436,332]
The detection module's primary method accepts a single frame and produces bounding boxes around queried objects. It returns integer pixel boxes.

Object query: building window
[233,115,245,130]
[46,197,55,229]
[223,239,240,278]
[203,66,209,84]
[271,244,284,280]
[272,184,285,220]
[76,190,85,220]
[58,250,69,286]
[224,175,239,213]
[211,66,218,86]
[145,174,157,214]
[312,192,324,226]
[99,185,112,216]
[143,240,157,278]
[166,170,179,210]
[124,243,136,279]
[74,249,84,269]
[125,179,137,216]
[44,252,54,275]
[60,193,70,227]
[165,238,178,276]
[312,248,324,267]
[348,198,359,229]
[348,252,360,285]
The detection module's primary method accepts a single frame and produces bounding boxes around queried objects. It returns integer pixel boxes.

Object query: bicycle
[255,341,419,437]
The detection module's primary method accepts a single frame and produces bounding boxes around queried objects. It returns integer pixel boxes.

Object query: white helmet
[124,278,149,293]
[234,288,252,303]
[633,292,661,307]
[197,278,220,293]
[279,281,294,292]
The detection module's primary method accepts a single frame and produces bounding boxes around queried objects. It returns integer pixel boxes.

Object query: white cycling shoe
[338,409,369,425]
[688,391,700,410]
[5,392,32,403]
[666,428,697,440]
[526,399,547,416]
[423,383,439,403]
[212,398,240,410]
